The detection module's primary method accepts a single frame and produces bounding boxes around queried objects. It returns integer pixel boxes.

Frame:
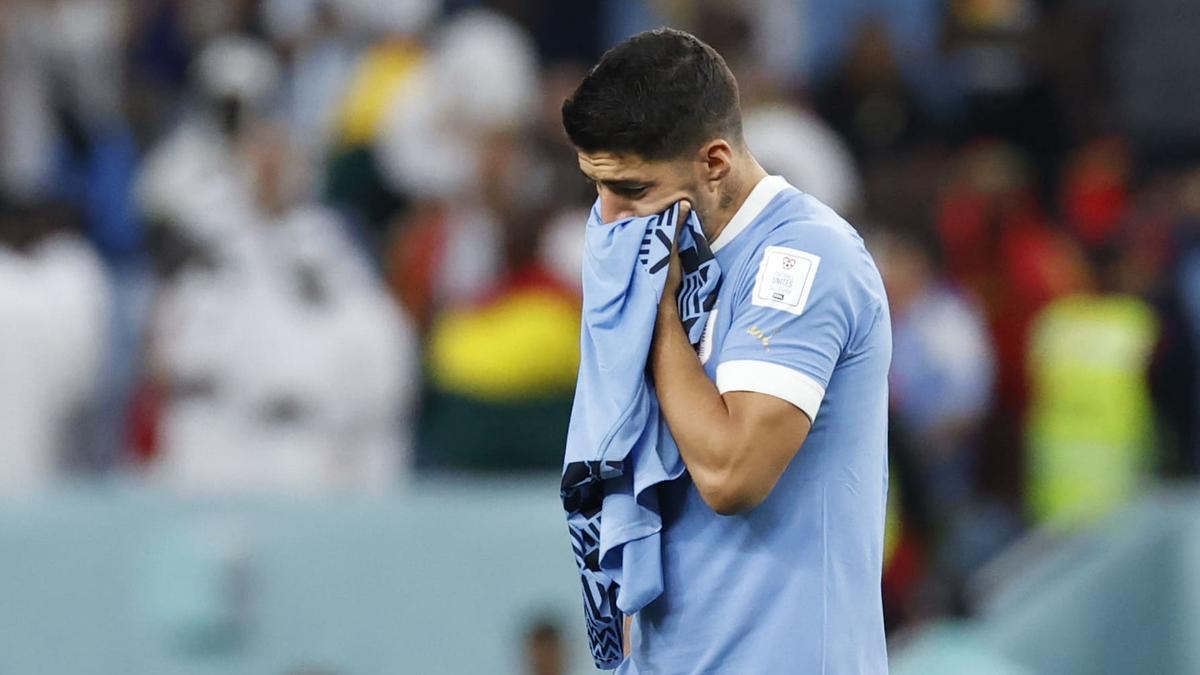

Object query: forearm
[650,303,743,498]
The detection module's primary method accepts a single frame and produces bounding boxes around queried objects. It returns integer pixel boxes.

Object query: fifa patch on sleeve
[751,246,820,315]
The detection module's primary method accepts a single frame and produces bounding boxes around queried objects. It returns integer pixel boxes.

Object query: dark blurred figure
[812,17,947,236]
[814,17,937,166]
[941,0,1068,184]
[1034,0,1110,145]
[524,618,566,675]
[484,0,604,65]
[1153,168,1200,477]
[1104,0,1200,166]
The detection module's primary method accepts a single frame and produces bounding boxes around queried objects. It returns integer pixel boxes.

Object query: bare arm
[650,213,812,515]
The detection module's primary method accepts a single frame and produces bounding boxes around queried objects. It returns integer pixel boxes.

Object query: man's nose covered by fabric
[561,201,722,669]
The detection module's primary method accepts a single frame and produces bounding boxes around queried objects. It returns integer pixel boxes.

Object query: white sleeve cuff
[715,359,826,422]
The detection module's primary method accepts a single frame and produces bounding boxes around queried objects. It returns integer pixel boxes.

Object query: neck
[702,155,768,243]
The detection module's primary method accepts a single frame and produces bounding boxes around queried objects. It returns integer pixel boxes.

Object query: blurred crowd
[2,0,1200,639]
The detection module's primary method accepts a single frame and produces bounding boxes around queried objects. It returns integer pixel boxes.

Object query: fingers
[668,200,692,247]
[677,200,692,224]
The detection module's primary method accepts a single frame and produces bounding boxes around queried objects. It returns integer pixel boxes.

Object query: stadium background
[1,0,1198,673]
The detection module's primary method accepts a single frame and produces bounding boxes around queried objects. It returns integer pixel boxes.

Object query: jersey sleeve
[715,231,877,422]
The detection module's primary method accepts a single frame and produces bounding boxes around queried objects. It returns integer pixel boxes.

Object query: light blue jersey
[619,176,891,674]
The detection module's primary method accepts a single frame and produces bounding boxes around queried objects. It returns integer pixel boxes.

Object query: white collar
[709,175,792,252]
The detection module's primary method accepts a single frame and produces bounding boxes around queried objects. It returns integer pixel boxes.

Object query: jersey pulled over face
[619,176,893,675]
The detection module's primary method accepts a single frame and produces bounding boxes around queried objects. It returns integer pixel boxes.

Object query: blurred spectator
[373,9,580,471]
[935,142,1087,503]
[1025,244,1159,529]
[147,129,417,494]
[377,8,536,206]
[744,102,864,215]
[524,617,566,675]
[419,243,580,470]
[1060,137,1133,250]
[0,0,139,259]
[321,0,435,243]
[378,8,539,325]
[879,229,995,516]
[136,34,282,248]
[133,37,417,493]
[0,201,110,494]
[0,0,149,476]
[876,226,1010,621]
[262,0,438,170]
[262,0,362,166]
[0,0,122,197]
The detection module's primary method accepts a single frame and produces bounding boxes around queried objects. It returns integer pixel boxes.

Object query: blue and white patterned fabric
[561,201,720,670]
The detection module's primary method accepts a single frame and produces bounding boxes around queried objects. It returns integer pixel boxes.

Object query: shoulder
[756,191,868,261]
[734,190,884,309]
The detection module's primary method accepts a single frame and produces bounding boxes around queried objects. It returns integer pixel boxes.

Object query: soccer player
[561,29,892,673]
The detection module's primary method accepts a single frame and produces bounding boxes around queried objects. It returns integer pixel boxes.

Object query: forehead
[577,151,667,180]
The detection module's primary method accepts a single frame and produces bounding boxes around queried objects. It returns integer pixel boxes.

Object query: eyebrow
[606,179,652,190]
[582,174,655,191]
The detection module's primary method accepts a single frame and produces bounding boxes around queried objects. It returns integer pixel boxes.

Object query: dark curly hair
[561,28,743,160]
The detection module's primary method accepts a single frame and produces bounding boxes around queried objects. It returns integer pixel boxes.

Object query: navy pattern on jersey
[676,218,722,343]
[562,459,626,666]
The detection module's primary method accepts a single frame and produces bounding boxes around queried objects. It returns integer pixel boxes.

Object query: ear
[699,139,734,184]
